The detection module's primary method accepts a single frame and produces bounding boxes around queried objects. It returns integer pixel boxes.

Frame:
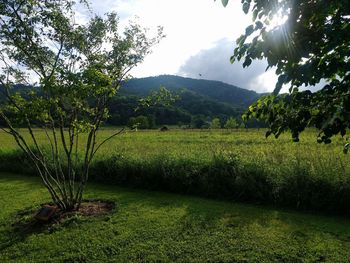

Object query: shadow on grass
[0,200,116,251]
[113,185,350,241]
[0,206,52,250]
[1,175,350,262]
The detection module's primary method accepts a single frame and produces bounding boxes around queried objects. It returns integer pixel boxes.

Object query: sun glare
[269,12,289,29]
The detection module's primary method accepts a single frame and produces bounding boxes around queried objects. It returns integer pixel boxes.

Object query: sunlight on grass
[0,174,350,262]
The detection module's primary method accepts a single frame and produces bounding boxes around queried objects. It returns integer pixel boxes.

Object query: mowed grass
[1,173,350,262]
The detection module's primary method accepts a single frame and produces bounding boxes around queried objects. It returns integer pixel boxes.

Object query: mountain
[120,75,261,108]
[107,75,265,128]
[1,76,265,128]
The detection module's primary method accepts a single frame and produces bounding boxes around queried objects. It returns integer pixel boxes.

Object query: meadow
[0,128,349,215]
[0,128,347,165]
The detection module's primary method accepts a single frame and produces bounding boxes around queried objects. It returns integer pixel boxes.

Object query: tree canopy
[0,0,163,210]
[210,118,221,129]
[218,0,350,151]
[224,117,238,129]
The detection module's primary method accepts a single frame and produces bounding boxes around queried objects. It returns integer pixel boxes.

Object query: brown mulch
[52,200,116,222]
[70,200,115,217]
[12,200,116,232]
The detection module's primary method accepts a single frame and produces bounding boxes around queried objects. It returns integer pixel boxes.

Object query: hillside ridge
[121,74,262,107]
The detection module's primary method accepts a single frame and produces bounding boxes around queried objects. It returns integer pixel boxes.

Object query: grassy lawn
[1,174,350,262]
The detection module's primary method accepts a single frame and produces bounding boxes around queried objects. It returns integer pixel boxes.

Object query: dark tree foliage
[191,115,208,129]
[107,89,241,127]
[219,0,350,151]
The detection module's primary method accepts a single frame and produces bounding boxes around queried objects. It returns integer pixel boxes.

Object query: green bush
[0,150,36,176]
[1,149,350,215]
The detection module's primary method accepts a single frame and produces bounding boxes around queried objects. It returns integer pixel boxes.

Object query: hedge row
[1,150,350,215]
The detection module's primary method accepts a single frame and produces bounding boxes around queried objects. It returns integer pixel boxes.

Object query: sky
[77,0,284,93]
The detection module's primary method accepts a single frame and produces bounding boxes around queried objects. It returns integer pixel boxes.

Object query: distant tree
[136,116,150,129]
[0,0,163,211]
[177,121,184,128]
[191,115,207,129]
[210,118,221,129]
[108,114,121,126]
[127,115,149,129]
[224,117,238,129]
[147,115,156,129]
[127,117,137,129]
[218,0,350,152]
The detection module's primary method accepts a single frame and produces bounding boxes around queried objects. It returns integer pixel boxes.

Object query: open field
[1,173,350,262]
[0,129,350,214]
[0,128,348,162]
[0,128,348,172]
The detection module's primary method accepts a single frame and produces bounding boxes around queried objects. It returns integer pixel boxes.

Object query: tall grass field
[0,128,349,215]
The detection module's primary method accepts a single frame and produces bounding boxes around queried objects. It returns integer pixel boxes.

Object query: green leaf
[273,74,289,95]
[236,35,246,46]
[255,21,263,30]
[245,25,254,36]
[221,0,229,7]
[243,57,252,67]
[234,0,350,153]
[273,83,283,96]
[252,9,258,21]
[243,2,250,14]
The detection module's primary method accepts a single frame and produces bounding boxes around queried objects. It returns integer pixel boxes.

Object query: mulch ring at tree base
[10,200,116,236]
[66,200,116,217]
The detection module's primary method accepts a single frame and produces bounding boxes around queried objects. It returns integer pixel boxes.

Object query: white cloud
[78,1,324,93]
[0,1,324,93]
[83,0,251,77]
[178,38,277,92]
[248,69,278,93]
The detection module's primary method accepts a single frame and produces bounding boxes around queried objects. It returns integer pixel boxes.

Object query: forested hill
[121,75,261,108]
[0,77,265,128]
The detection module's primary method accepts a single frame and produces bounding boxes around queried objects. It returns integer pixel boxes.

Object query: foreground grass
[1,174,350,262]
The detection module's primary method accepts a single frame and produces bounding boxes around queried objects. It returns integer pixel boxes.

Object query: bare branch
[92,127,125,159]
